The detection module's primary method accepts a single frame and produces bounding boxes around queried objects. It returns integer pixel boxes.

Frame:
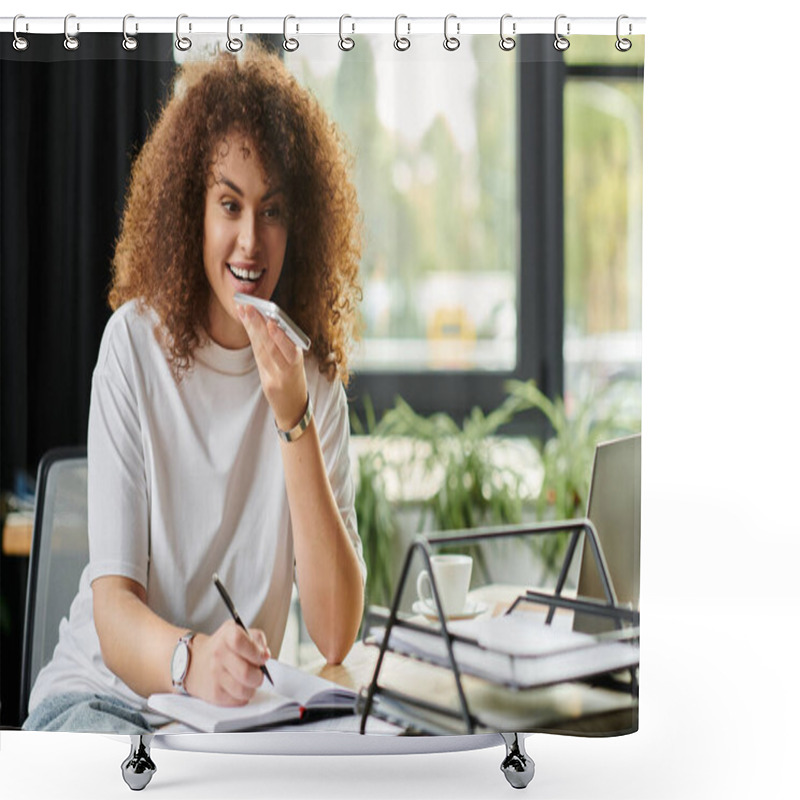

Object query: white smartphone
[234,293,311,351]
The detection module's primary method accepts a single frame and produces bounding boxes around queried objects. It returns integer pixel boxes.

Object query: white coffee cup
[416,554,473,616]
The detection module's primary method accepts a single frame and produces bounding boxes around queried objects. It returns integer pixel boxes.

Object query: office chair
[19,447,88,723]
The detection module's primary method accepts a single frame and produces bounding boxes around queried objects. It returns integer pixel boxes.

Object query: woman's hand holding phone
[236,301,309,431]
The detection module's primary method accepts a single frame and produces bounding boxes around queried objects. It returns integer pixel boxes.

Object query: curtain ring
[283,15,299,52]
[394,15,411,51]
[226,15,243,52]
[615,15,632,51]
[175,14,192,51]
[122,15,138,51]
[64,13,80,51]
[499,14,515,51]
[13,15,29,51]
[553,14,570,51]
[443,14,460,51]
[338,15,355,51]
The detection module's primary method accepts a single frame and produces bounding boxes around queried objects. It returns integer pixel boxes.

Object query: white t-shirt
[28,301,365,722]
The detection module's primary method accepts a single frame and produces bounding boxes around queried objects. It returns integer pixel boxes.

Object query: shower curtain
[0,18,644,745]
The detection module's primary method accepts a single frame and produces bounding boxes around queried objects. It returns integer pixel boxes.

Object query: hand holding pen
[213,573,274,686]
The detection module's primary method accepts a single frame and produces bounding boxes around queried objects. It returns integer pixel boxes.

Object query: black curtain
[0,33,175,489]
[0,31,175,727]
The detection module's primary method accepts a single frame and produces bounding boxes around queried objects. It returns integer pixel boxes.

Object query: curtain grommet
[394,14,411,51]
[553,14,570,51]
[283,15,299,52]
[443,14,460,51]
[499,14,516,51]
[175,14,192,51]
[615,15,632,51]
[12,15,29,51]
[226,15,243,52]
[64,13,80,51]
[122,14,138,51]
[338,14,355,51]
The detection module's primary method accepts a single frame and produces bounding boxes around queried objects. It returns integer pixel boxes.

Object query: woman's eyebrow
[218,176,283,202]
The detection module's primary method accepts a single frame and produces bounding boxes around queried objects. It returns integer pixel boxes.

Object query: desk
[305,586,638,736]
[305,645,635,736]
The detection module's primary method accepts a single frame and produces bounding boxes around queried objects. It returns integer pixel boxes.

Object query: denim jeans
[22,692,154,734]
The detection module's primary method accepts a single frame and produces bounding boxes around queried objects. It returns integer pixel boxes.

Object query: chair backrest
[20,447,88,721]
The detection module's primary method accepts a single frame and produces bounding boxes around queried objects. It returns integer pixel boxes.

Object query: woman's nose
[237,213,258,254]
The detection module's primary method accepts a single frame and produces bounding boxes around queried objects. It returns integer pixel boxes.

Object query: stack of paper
[368,614,638,690]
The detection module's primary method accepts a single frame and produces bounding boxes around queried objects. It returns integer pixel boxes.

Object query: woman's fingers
[217,665,258,705]
[236,304,308,427]
[225,623,270,670]
[213,676,249,707]
[266,319,301,364]
[237,305,291,374]
[190,622,271,705]
[249,627,270,660]
[236,304,268,355]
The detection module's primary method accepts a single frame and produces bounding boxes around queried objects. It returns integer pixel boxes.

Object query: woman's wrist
[181,633,208,697]
[275,394,313,442]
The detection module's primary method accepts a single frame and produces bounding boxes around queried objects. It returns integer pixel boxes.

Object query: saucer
[412,599,488,622]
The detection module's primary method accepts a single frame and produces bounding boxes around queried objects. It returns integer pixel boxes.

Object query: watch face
[171,642,189,682]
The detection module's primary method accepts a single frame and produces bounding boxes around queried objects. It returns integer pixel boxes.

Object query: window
[287,35,517,375]
[283,35,644,426]
[563,37,644,416]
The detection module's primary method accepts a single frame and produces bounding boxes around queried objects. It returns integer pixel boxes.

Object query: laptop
[573,433,641,633]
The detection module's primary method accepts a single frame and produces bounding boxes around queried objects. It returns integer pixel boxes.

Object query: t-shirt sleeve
[314,378,367,586]
[87,328,150,590]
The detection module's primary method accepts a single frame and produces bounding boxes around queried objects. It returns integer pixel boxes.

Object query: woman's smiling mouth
[227,263,265,282]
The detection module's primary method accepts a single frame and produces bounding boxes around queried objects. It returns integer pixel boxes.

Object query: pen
[212,572,274,686]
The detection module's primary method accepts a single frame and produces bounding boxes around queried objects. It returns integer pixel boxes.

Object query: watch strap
[275,395,313,443]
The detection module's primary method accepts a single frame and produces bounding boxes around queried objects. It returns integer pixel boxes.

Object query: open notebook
[147,660,357,733]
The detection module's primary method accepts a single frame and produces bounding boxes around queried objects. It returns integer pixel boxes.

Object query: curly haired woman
[24,41,365,733]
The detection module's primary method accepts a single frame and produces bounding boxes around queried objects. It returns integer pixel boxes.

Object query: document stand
[356,520,640,790]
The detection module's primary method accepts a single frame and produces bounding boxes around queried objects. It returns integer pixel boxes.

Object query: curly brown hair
[110,40,362,385]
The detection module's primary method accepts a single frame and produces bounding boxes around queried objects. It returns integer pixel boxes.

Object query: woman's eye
[262,206,282,220]
[222,200,240,213]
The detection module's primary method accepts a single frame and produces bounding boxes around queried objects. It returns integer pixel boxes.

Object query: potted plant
[352,379,641,604]
[506,378,641,570]
[351,398,401,608]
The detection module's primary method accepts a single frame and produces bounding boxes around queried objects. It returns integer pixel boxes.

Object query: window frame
[346,35,566,429]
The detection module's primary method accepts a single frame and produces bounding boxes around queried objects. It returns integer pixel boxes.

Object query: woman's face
[203,132,288,349]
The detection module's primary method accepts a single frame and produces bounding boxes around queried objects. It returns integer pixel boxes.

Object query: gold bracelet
[275,394,313,443]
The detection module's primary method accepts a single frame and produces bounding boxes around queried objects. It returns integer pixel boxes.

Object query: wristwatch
[170,631,196,695]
